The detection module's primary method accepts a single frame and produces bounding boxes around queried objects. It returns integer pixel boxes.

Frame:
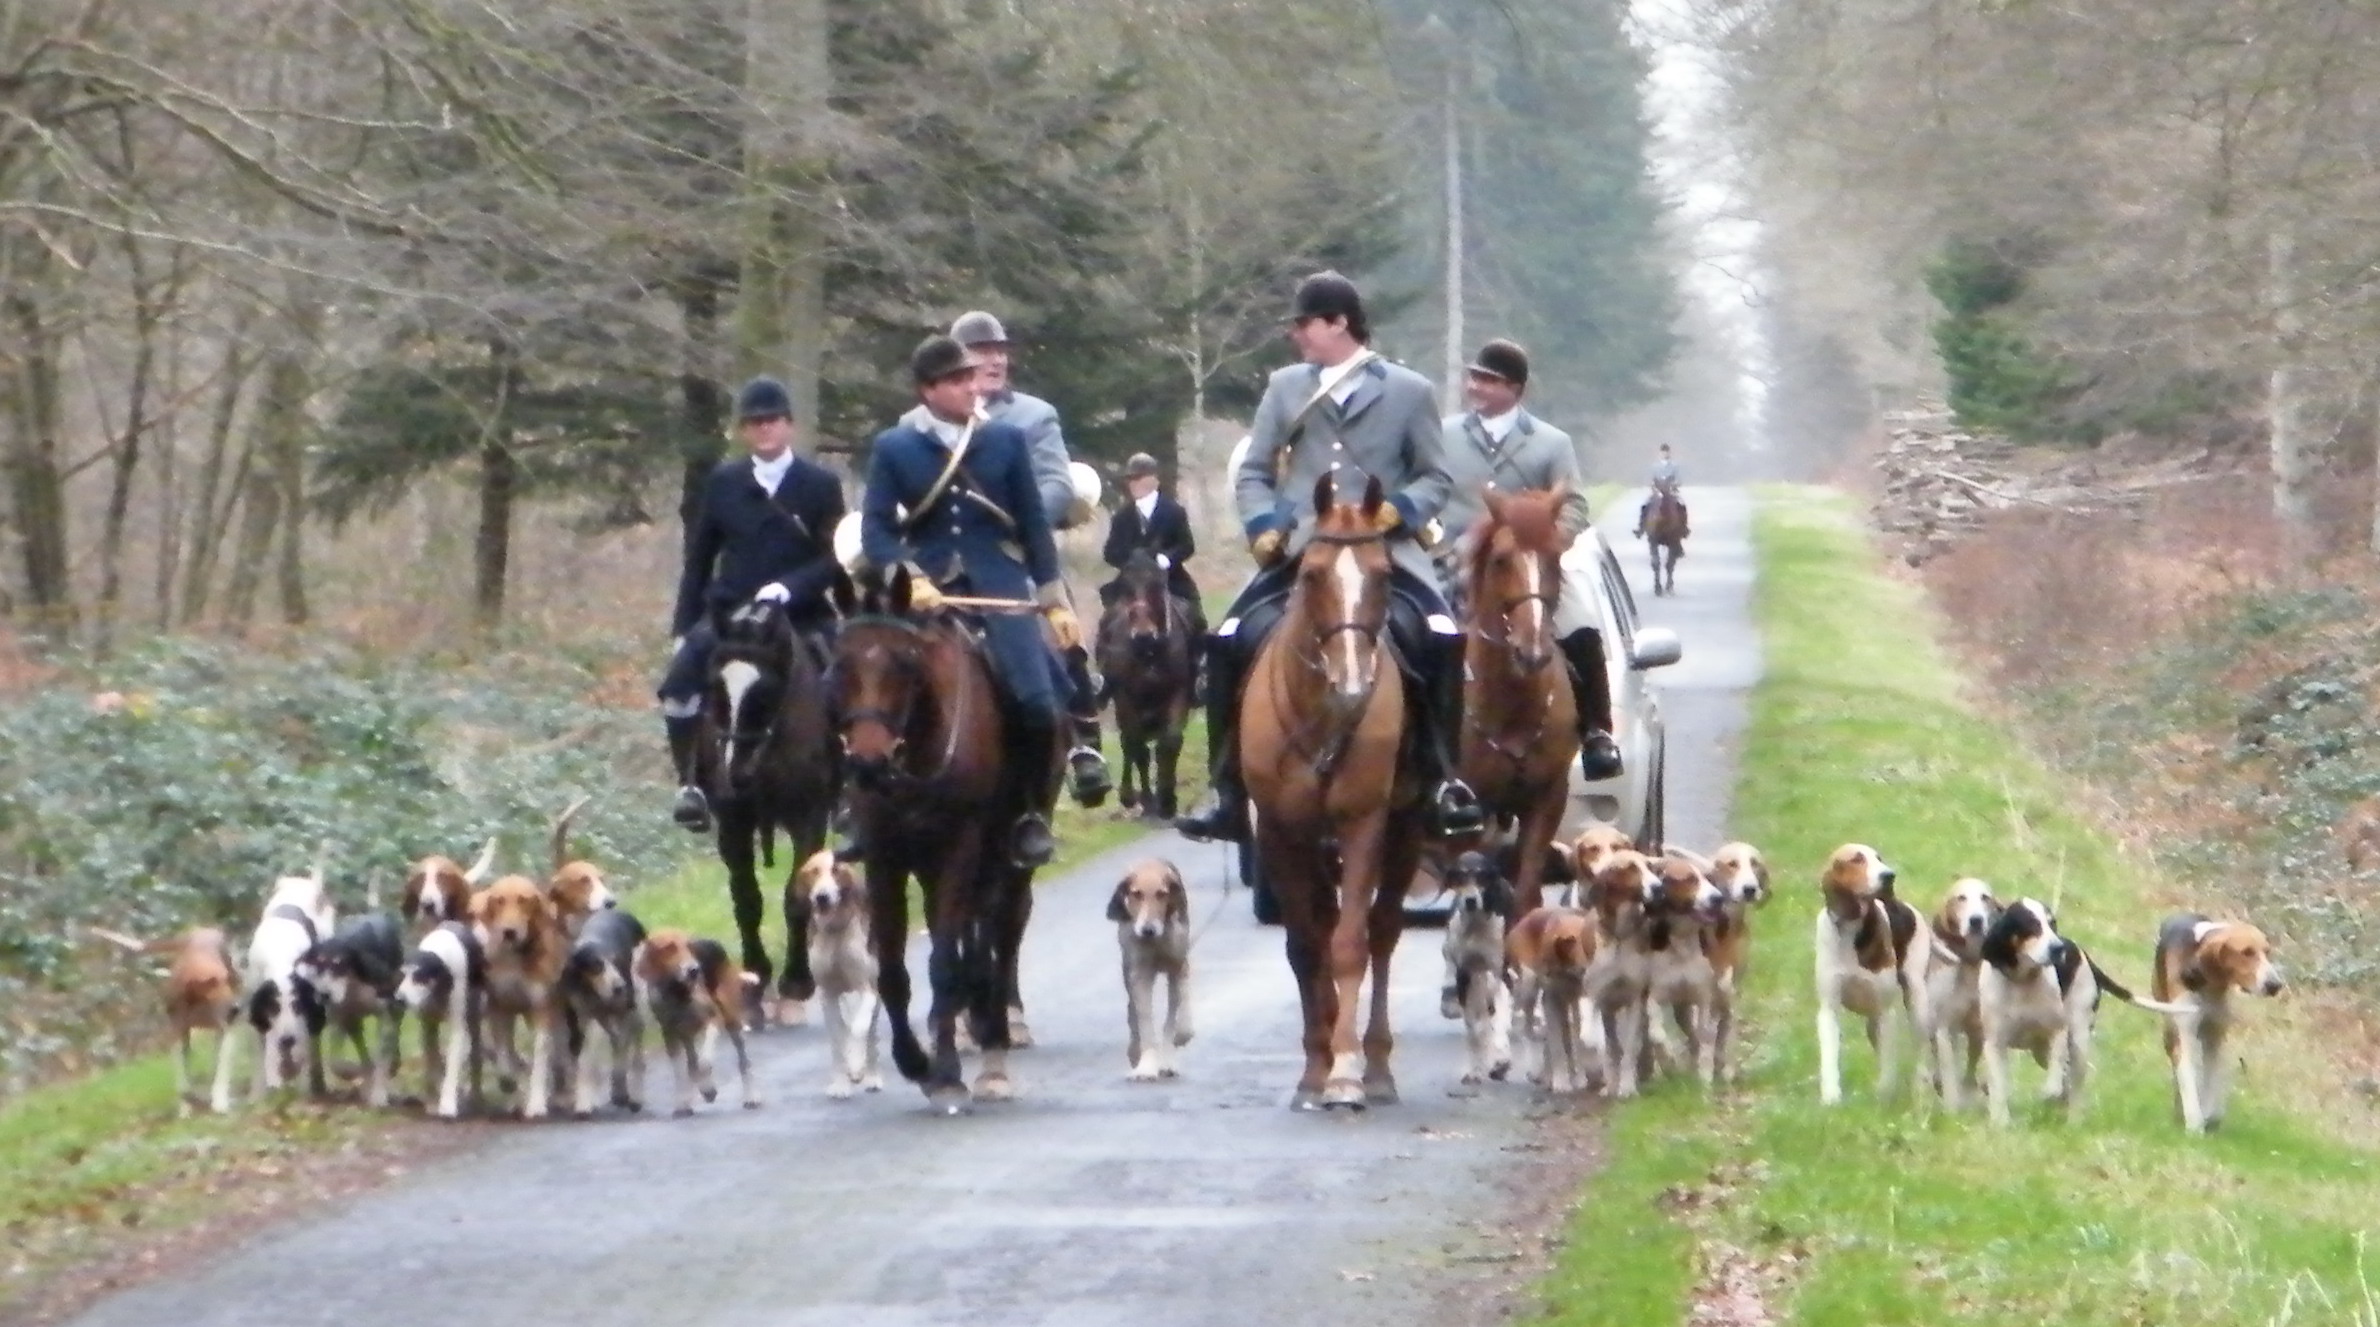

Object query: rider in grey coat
[1436,338,1623,780]
[1175,271,1483,844]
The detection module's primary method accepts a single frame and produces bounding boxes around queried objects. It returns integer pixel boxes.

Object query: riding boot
[1559,628,1624,781]
[1066,647,1114,807]
[665,713,712,833]
[1174,633,1248,843]
[1009,709,1062,870]
[1416,631,1486,840]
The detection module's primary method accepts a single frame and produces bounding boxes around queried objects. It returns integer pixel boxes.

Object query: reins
[830,612,970,790]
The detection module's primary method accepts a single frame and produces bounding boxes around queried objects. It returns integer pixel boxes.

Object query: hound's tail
[87,926,174,955]
[551,795,592,875]
[2089,955,2194,1015]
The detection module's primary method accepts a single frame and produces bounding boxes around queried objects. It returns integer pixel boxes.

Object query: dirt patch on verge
[1432,1098,1609,1325]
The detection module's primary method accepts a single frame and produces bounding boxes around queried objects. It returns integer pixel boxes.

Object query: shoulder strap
[899,414,979,534]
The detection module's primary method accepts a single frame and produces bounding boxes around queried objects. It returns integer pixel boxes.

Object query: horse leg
[774,809,824,1026]
[1513,784,1566,917]
[1323,812,1388,1110]
[923,834,982,1113]
[1118,714,1145,813]
[1155,720,1185,822]
[868,845,928,1085]
[972,862,1023,1101]
[1001,861,1034,1050]
[1268,824,1331,1109]
[715,803,771,1031]
[1362,826,1421,1105]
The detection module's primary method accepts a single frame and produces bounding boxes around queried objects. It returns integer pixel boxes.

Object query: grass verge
[1533,485,2380,1326]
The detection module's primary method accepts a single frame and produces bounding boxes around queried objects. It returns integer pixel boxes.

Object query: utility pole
[1433,17,1465,397]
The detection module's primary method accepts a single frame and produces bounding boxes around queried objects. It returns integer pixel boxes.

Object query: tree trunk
[95,242,173,652]
[152,314,188,631]
[225,346,311,627]
[180,336,252,624]
[677,268,729,534]
[474,335,524,630]
[732,0,830,420]
[3,290,73,639]
[2268,224,2312,543]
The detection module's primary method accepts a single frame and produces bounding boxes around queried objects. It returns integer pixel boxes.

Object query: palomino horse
[1097,548,1197,822]
[1243,474,1426,1110]
[700,598,839,1027]
[1457,486,1580,916]
[1645,481,1687,597]
[826,567,1060,1111]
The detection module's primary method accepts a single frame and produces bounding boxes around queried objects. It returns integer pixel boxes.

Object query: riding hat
[950,310,1010,348]
[909,334,975,386]
[1290,271,1363,324]
[734,376,794,422]
[1124,453,1161,479]
[1467,339,1530,387]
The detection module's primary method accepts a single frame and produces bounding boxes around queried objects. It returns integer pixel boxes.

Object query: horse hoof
[1364,1079,1400,1106]
[1291,1089,1325,1111]
[1008,1017,1035,1050]
[974,1072,1014,1102]
[1322,1079,1367,1110]
[928,1085,972,1115]
[774,998,809,1028]
[1488,1061,1511,1082]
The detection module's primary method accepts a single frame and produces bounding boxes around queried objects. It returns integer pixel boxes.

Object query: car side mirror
[1629,627,1682,670]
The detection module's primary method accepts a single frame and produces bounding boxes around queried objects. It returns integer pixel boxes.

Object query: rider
[1175,271,1484,844]
[860,334,1102,868]
[1434,339,1624,780]
[930,310,1113,806]
[1633,443,1688,544]
[1099,454,1205,619]
[661,375,848,832]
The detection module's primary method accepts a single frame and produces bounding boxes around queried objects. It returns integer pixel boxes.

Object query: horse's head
[707,598,798,793]
[1117,549,1172,661]
[1467,484,1568,674]
[825,565,936,793]
[1294,472,1393,714]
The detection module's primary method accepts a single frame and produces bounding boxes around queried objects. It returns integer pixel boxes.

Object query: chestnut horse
[1242,474,1425,1110]
[1097,548,1197,821]
[1645,481,1687,597]
[1457,486,1580,916]
[825,567,1061,1112]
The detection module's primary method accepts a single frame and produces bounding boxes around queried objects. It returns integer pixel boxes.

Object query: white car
[1243,523,1681,923]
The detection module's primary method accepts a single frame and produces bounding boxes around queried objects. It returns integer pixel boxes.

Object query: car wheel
[1636,736,1667,851]
[1243,840,1282,926]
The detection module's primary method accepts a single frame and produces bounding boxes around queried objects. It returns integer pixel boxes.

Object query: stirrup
[1580,730,1624,781]
[1011,814,1055,869]
[1429,780,1486,839]
[1174,788,1248,844]
[1068,746,1113,807]
[672,786,713,834]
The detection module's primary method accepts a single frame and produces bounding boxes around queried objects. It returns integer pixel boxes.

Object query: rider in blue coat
[857,335,1110,867]
[660,376,847,831]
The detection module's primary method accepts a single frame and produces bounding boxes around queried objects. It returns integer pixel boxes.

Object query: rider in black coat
[658,377,847,831]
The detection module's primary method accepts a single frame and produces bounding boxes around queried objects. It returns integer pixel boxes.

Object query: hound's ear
[1483,486,1508,522]
[1165,867,1190,923]
[2177,952,2207,992]
[1106,881,1131,923]
[828,566,857,619]
[1752,860,1771,900]
[1978,919,2017,972]
[1311,470,1336,516]
[1360,475,1386,517]
[887,564,914,616]
[1548,478,1572,507]
[1485,875,1515,917]
[1539,841,1577,885]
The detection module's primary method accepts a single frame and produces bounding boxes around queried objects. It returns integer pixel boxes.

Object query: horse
[825,567,1061,1112]
[1242,473,1426,1111]
[1456,486,1580,917]
[1645,480,1687,597]
[698,598,839,1028]
[1097,548,1197,822]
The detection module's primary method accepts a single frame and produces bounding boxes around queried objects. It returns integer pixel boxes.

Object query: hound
[2150,915,2285,1133]
[1581,848,1660,1097]
[395,920,486,1119]
[1813,843,1931,1106]
[1976,898,2185,1127]
[402,839,495,937]
[89,926,239,1116]
[470,875,565,1118]
[545,796,616,940]
[294,907,409,1107]
[1639,855,1726,1087]
[1507,905,1598,1094]
[558,906,648,1118]
[1688,842,1769,1084]
[1438,850,1513,1088]
[636,929,761,1115]
[800,851,882,1098]
[1110,859,1194,1082]
[240,866,339,1105]
[1924,878,2000,1109]
[1563,822,1637,907]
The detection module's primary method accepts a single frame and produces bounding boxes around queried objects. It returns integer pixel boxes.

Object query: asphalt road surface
[67,488,1761,1327]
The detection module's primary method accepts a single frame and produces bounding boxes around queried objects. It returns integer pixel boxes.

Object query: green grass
[1533,485,2380,1326]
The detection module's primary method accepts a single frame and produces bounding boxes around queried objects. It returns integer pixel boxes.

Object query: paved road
[67,489,1760,1327]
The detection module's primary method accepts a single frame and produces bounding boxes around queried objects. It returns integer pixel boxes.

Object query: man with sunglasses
[1175,272,1482,844]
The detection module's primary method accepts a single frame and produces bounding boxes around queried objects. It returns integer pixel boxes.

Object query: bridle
[1273,523,1391,780]
[829,614,964,788]
[1464,533,1563,771]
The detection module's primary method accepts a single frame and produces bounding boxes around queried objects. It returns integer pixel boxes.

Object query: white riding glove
[753,582,791,606]
[670,635,684,659]
[1155,555,1171,570]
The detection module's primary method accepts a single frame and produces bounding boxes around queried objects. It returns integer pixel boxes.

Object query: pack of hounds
[94,805,2280,1135]
[1437,828,2284,1132]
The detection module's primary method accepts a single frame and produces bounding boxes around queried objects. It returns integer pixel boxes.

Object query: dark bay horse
[1243,474,1424,1111]
[826,567,1060,1112]
[1097,549,1197,822]
[1645,481,1687,597]
[1457,486,1580,916]
[700,598,838,1028]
